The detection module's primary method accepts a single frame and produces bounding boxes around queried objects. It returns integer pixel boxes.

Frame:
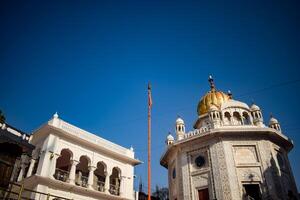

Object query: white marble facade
[17,113,141,200]
[161,77,299,200]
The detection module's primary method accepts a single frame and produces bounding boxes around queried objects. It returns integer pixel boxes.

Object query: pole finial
[148,83,151,90]
[228,90,233,99]
[53,112,59,118]
[208,75,215,91]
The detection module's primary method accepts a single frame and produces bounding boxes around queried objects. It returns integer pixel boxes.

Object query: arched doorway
[54,149,72,182]
[109,167,121,195]
[94,162,106,192]
[75,156,90,187]
[233,112,242,125]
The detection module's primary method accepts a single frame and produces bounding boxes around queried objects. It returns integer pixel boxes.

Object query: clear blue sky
[1,0,299,192]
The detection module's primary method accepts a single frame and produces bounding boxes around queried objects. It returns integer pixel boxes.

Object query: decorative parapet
[48,118,133,157]
[0,122,31,141]
[184,127,210,139]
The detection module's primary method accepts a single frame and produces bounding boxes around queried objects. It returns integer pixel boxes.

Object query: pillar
[17,154,28,181]
[49,153,60,179]
[119,176,123,196]
[10,158,20,182]
[26,159,36,177]
[68,160,79,184]
[17,163,26,181]
[105,167,111,194]
[88,166,96,189]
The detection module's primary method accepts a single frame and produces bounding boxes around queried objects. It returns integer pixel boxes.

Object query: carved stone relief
[212,140,232,200]
[237,167,262,182]
[234,145,258,164]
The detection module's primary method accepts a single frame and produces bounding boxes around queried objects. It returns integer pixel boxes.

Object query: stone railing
[51,119,131,156]
[0,123,31,141]
[75,175,88,188]
[109,184,120,195]
[96,180,105,192]
[54,168,69,182]
[184,127,210,139]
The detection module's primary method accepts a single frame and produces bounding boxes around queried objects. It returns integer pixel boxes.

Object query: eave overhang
[31,123,142,166]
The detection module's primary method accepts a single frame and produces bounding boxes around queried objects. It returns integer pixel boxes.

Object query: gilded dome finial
[197,76,229,116]
[208,75,215,91]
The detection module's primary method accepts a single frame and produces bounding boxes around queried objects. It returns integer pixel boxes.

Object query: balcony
[109,184,120,195]
[96,180,105,192]
[54,168,69,182]
[75,175,88,188]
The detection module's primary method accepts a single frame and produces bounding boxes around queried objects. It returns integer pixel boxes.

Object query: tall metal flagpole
[147,83,152,200]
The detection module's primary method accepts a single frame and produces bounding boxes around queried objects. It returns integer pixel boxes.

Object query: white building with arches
[18,113,141,200]
[161,76,299,200]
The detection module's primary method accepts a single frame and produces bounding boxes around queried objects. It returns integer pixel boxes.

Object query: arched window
[243,112,251,125]
[224,112,231,125]
[233,112,242,125]
[54,149,72,182]
[109,167,121,195]
[94,162,106,192]
[76,156,90,187]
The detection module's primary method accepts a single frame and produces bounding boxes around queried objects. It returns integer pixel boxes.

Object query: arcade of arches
[54,149,122,196]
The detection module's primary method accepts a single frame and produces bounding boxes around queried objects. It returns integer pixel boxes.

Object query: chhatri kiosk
[160,76,298,200]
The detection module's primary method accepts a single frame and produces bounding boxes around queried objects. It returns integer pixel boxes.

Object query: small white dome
[250,104,260,111]
[53,112,59,118]
[269,117,279,125]
[221,99,249,110]
[167,134,174,141]
[176,117,184,124]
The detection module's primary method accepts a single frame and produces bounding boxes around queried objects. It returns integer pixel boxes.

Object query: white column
[119,176,123,196]
[68,160,79,184]
[88,166,96,189]
[17,155,28,181]
[17,163,26,181]
[26,159,36,177]
[17,164,25,182]
[49,153,60,179]
[10,159,20,182]
[105,167,111,194]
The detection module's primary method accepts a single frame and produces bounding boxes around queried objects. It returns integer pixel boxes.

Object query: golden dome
[197,76,230,116]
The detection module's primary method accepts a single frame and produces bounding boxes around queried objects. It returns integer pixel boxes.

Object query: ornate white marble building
[160,76,299,200]
[17,113,141,200]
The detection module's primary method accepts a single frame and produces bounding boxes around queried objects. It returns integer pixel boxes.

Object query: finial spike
[227,90,233,99]
[53,112,59,118]
[208,75,215,91]
[130,145,134,151]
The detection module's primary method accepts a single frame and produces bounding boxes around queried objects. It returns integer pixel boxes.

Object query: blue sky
[0,0,299,192]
